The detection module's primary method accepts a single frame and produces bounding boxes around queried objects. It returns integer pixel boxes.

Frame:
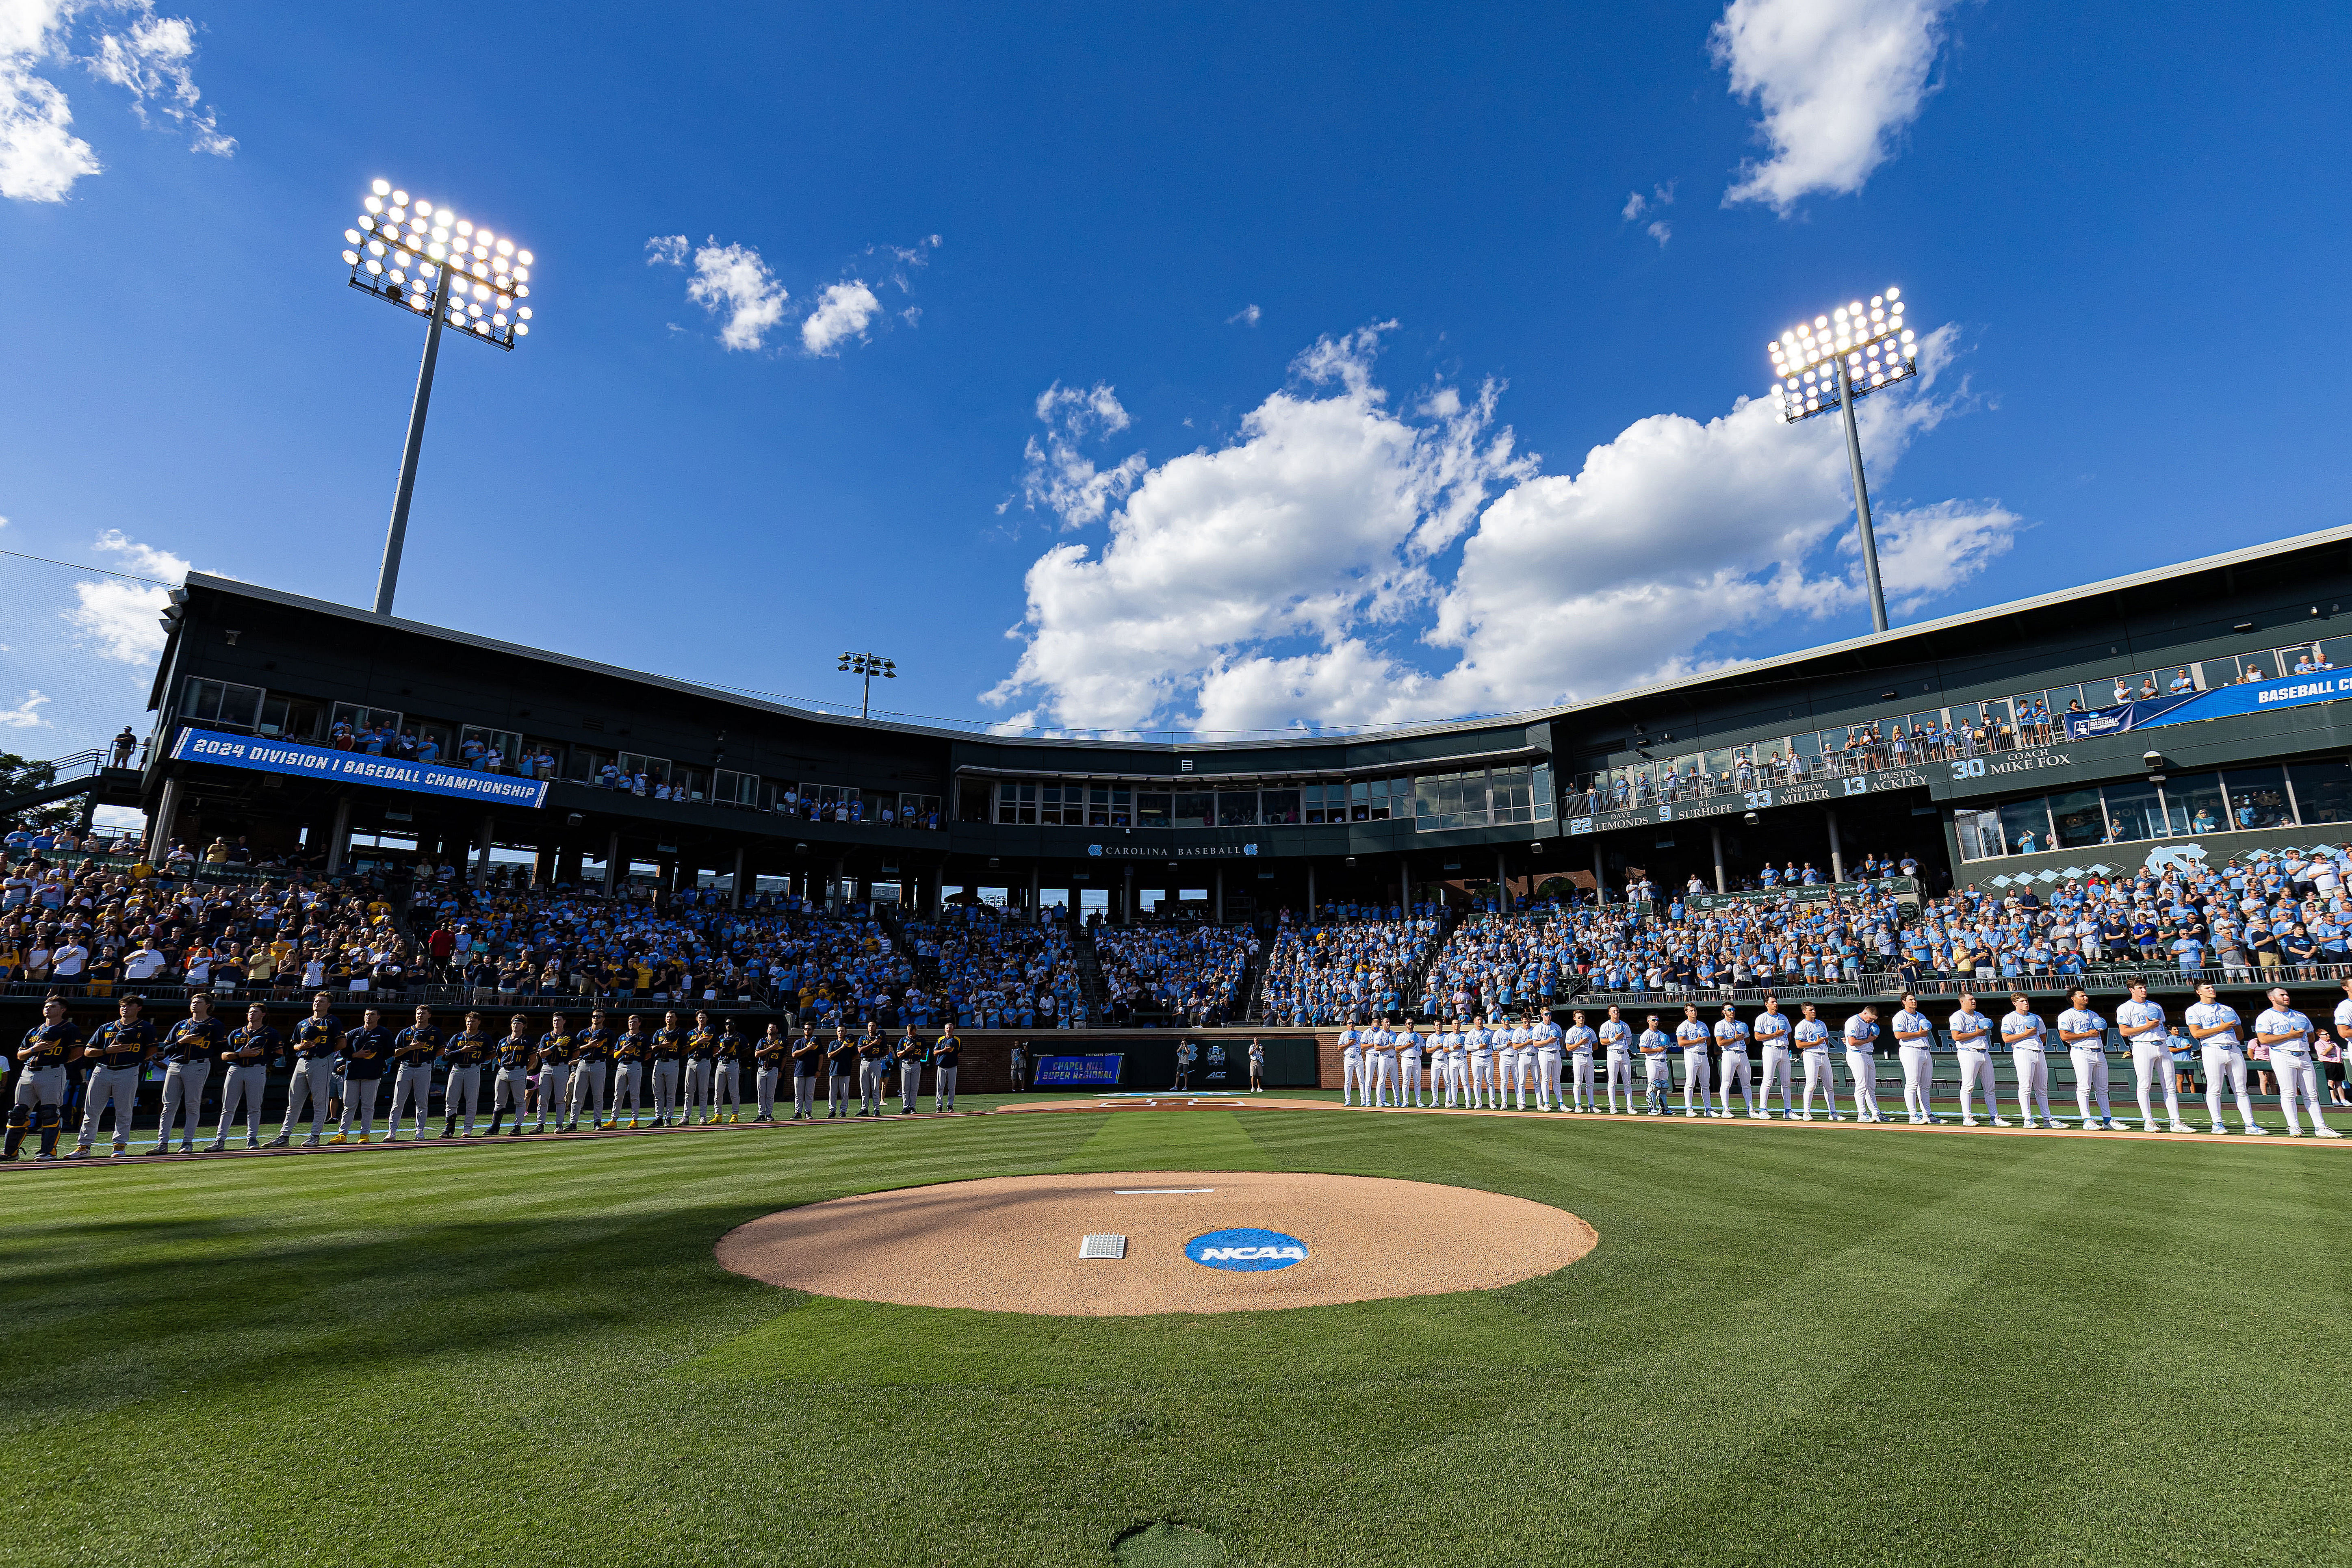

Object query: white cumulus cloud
[62,528,190,666]
[0,688,52,729]
[988,324,2020,735]
[643,233,686,267]
[0,1,230,203]
[681,239,789,351]
[800,279,880,356]
[1712,0,1956,211]
[1009,382,1148,529]
[1227,304,1262,327]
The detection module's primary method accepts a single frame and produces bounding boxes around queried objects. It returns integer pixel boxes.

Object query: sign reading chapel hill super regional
[171,729,550,808]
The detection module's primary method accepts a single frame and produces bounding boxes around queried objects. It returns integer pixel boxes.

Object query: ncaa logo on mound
[1185,1228,1309,1271]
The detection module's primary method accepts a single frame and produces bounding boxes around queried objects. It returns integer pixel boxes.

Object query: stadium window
[1136,791,1172,828]
[180,677,266,733]
[1088,784,1130,828]
[897,791,941,828]
[711,768,759,807]
[2285,760,2352,824]
[1300,783,1336,823]
[1174,791,1213,828]
[1954,807,2003,861]
[1701,749,1732,790]
[257,694,320,742]
[1216,790,1259,828]
[617,751,672,785]
[2048,788,2107,848]
[1139,887,1164,913]
[1036,782,1070,826]
[956,779,991,822]
[1491,766,1535,825]
[464,727,524,772]
[1260,787,1301,825]
[1532,762,1554,821]
[2161,774,2226,837]
[2221,766,2291,830]
[2100,780,2164,842]
[1997,797,2054,855]
[2273,641,2333,678]
[994,781,1037,825]
[568,746,612,783]
[411,721,453,763]
[328,702,403,745]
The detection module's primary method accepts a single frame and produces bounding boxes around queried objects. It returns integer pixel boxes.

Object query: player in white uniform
[1638,1015,1673,1115]
[1491,1018,1518,1110]
[2001,994,2056,1129]
[1795,1002,1838,1119]
[2186,982,2262,1134]
[1509,1017,1537,1110]
[1428,1022,1454,1107]
[1714,1005,1756,1118]
[1843,1005,1884,1122]
[1442,1022,1466,1108]
[1947,994,2007,1126]
[2116,981,2185,1132]
[1599,1006,1635,1115]
[1469,1017,1497,1110]
[1368,1021,1398,1108]
[1752,998,1793,1118]
[2056,987,2123,1131]
[1531,1013,1565,1111]
[1338,1021,1366,1107]
[1395,1023,1426,1109]
[1890,993,1939,1124]
[2256,987,2339,1136]
[1675,1004,1713,1118]
[1561,1012,1596,1112]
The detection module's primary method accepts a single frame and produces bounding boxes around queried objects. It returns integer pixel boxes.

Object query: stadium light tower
[340,178,538,616]
[1767,287,1918,634]
[837,651,896,720]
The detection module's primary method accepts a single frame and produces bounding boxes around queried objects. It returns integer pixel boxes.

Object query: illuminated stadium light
[1762,286,1916,633]
[344,178,540,616]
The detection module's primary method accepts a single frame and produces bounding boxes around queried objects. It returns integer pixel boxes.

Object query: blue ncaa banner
[171,729,551,808]
[1034,1053,1123,1087]
[2066,672,2352,740]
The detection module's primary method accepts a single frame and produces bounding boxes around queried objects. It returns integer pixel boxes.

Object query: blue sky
[3,0,2350,759]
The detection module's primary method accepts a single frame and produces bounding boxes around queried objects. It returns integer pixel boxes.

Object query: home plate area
[715,1170,1597,1316]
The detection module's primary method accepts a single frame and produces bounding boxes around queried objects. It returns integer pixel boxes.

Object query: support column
[1306,861,1316,923]
[731,847,746,910]
[1123,863,1134,926]
[1029,864,1041,925]
[835,857,847,911]
[473,813,494,888]
[1826,808,1845,883]
[1399,859,1410,917]
[146,776,182,863]
[1214,866,1225,924]
[1712,823,1726,894]
[323,794,349,875]
[604,831,620,896]
[1497,850,1509,913]
[1592,839,1605,906]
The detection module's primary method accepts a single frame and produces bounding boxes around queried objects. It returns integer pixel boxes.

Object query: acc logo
[1185,1228,1309,1271]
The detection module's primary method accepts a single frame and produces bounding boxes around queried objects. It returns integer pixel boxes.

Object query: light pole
[1766,287,1918,634]
[340,178,538,616]
[837,652,896,720]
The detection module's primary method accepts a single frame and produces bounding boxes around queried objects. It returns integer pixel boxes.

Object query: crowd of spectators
[901,905,1085,1029]
[1094,925,1255,1026]
[1257,911,1444,1025]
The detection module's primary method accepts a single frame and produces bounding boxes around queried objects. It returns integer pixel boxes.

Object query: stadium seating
[1093,925,1255,1024]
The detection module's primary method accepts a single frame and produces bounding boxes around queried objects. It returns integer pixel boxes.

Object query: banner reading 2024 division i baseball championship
[170,729,551,808]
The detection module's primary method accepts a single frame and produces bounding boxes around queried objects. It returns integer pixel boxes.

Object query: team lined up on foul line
[1335,979,2346,1137]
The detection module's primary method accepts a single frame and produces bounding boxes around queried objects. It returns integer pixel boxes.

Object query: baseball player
[1562,1011,1597,1113]
[69,995,156,1158]
[271,993,341,1147]
[713,1019,747,1123]
[752,1024,787,1121]
[332,1007,392,1143]
[385,1005,442,1142]
[1362,1020,1392,1108]
[1890,993,1939,1125]
[2116,982,2183,1132]
[895,1025,924,1114]
[1947,993,2006,1126]
[2056,988,2123,1131]
[489,1013,535,1136]
[533,1014,576,1134]
[156,993,230,1154]
[1752,998,1793,1119]
[1338,1019,1367,1106]
[1599,1005,1634,1114]
[1794,1002,1838,1120]
[1675,1004,1714,1118]
[2001,994,2055,1130]
[2185,983,2261,1134]
[612,1014,649,1128]
[1715,1004,1756,1118]
[825,1026,859,1118]
[791,1026,823,1120]
[856,1023,890,1115]
[1507,1015,1536,1110]
[6,997,80,1161]
[1396,1021,1426,1108]
[567,1010,613,1131]
[932,1021,961,1111]
[648,1012,687,1127]
[1427,1020,1455,1107]
[681,1012,719,1126]
[1843,1005,1885,1123]
[1248,1037,1265,1093]
[1638,1013,1673,1114]
[439,1012,492,1137]
[208,1002,280,1151]
[1469,1016,1498,1110]
[2256,987,2339,1137]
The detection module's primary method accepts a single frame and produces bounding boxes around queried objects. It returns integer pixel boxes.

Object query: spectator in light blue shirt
[2171,934,2204,974]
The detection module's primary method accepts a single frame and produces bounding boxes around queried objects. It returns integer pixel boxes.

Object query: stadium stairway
[1071,926,1110,1021]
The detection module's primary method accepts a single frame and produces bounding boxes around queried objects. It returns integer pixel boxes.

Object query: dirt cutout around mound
[715,1170,1596,1316]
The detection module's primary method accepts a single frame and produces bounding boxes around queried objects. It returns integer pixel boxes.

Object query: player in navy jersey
[70,995,158,1158]
[386,1005,443,1142]
[7,998,80,1160]
[208,1002,281,1151]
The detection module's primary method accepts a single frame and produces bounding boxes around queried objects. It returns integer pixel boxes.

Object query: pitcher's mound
[716,1170,1596,1316]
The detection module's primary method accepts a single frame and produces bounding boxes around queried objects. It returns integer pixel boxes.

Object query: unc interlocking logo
[2143,843,2208,876]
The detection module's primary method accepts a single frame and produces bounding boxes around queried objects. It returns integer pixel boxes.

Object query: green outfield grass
[2,1106,2343,1567]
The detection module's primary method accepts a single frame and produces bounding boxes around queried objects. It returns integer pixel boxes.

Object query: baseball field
[3,1097,2341,1567]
